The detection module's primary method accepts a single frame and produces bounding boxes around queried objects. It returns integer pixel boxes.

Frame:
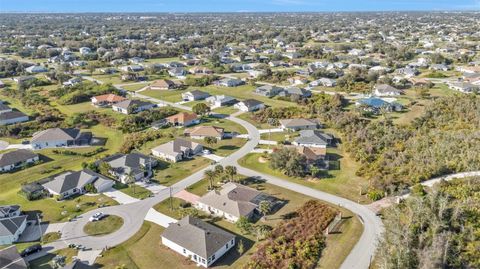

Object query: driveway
[6,144,32,150]
[144,208,178,228]
[201,153,224,162]
[259,140,277,145]
[258,128,284,134]
[174,190,200,204]
[102,188,140,204]
[135,181,167,194]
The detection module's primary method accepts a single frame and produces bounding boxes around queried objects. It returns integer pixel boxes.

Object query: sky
[0,0,479,13]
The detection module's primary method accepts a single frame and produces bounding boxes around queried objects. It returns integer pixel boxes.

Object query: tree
[236,216,252,235]
[204,169,216,190]
[225,165,237,182]
[204,136,218,146]
[258,200,271,220]
[309,165,322,178]
[98,162,112,177]
[255,224,272,241]
[125,171,136,194]
[192,102,210,116]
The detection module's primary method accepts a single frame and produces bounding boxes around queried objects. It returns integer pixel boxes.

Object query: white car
[202,149,211,155]
[89,212,105,222]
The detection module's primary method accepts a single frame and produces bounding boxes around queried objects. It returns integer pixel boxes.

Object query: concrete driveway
[135,181,167,194]
[102,188,140,204]
[144,208,177,228]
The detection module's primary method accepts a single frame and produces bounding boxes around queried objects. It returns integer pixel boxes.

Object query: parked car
[89,212,105,222]
[20,244,42,257]
[202,149,211,155]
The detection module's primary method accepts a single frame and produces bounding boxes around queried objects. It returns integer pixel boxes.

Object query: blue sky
[0,0,479,12]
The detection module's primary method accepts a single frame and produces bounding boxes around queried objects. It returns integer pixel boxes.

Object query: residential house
[112,99,156,114]
[189,67,213,75]
[149,80,181,90]
[215,78,245,87]
[196,182,270,222]
[0,205,20,219]
[25,65,48,74]
[373,84,404,96]
[447,82,479,93]
[0,149,39,173]
[0,216,27,245]
[181,90,210,102]
[234,99,265,112]
[166,112,199,127]
[429,64,450,71]
[42,169,114,199]
[79,47,92,55]
[293,146,327,166]
[311,78,336,87]
[168,68,187,78]
[0,246,28,269]
[279,118,320,131]
[63,77,82,87]
[161,216,235,268]
[91,94,126,107]
[60,260,94,269]
[0,110,29,126]
[31,128,92,150]
[206,95,237,109]
[278,87,312,98]
[184,126,225,140]
[120,65,144,73]
[356,97,403,113]
[152,138,203,163]
[255,85,284,97]
[293,130,334,148]
[100,153,157,183]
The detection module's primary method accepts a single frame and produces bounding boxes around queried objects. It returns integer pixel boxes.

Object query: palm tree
[125,171,136,195]
[225,165,237,182]
[204,169,216,190]
[258,200,271,220]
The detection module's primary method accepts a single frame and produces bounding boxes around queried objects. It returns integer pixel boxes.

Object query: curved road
[49,87,383,269]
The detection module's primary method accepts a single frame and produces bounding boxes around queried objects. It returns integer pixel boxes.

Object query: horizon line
[1,10,480,14]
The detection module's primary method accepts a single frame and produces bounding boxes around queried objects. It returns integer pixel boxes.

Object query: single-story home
[215,78,245,87]
[0,205,21,219]
[255,85,283,97]
[42,169,114,199]
[99,153,157,183]
[373,84,404,96]
[234,99,265,112]
[184,126,225,140]
[0,111,29,126]
[112,99,156,114]
[31,128,92,150]
[181,90,211,102]
[166,112,199,127]
[0,149,39,173]
[196,182,268,222]
[161,216,235,268]
[151,138,203,163]
[26,65,48,74]
[355,97,403,113]
[279,118,321,131]
[149,79,181,90]
[91,94,127,107]
[293,130,334,148]
[0,215,27,245]
[205,95,237,109]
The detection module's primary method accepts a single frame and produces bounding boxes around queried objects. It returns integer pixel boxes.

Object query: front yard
[113,182,153,200]
[153,157,210,186]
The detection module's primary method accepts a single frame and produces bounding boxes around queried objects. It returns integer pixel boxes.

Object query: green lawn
[199,116,247,134]
[41,232,61,244]
[189,137,247,157]
[212,106,238,115]
[91,74,124,85]
[29,248,78,269]
[236,112,274,130]
[260,131,299,142]
[113,182,153,200]
[83,215,124,236]
[121,83,148,92]
[238,149,369,203]
[153,197,191,219]
[141,89,186,103]
[153,157,210,186]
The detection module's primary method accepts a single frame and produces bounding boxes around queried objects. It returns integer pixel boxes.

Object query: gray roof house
[205,95,237,109]
[0,205,20,219]
[112,99,156,115]
[31,128,92,150]
[181,90,211,102]
[373,84,404,96]
[278,87,312,98]
[196,182,266,222]
[279,118,320,131]
[42,169,114,199]
[293,130,334,148]
[255,85,283,97]
[0,215,27,245]
[234,99,265,112]
[0,246,28,269]
[151,139,203,163]
[100,153,157,183]
[161,216,235,268]
[0,149,39,173]
[0,105,29,125]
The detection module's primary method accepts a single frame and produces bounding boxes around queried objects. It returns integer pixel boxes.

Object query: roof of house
[240,99,264,108]
[150,79,175,88]
[92,94,126,103]
[0,149,38,167]
[184,126,224,137]
[102,153,154,176]
[162,216,235,258]
[166,112,198,124]
[279,118,319,128]
[0,246,28,269]
[206,95,236,103]
[0,111,28,121]
[42,169,99,194]
[60,260,94,269]
[294,130,333,146]
[152,138,201,158]
[0,205,20,217]
[374,84,403,94]
[113,99,155,110]
[295,146,327,161]
[357,97,390,108]
[184,90,210,98]
[0,215,27,237]
[197,182,261,219]
[0,104,11,111]
[31,128,81,143]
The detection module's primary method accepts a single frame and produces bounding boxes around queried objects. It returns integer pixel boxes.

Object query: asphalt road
[50,81,383,268]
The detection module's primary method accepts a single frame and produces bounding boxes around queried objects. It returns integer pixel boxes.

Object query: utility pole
[169,187,173,210]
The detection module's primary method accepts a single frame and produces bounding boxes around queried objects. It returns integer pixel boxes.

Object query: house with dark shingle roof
[161,216,235,268]
[0,149,39,173]
[0,245,28,269]
[279,118,320,131]
[0,215,27,245]
[234,99,265,112]
[31,128,92,150]
[293,130,334,148]
[99,153,157,183]
[42,169,114,199]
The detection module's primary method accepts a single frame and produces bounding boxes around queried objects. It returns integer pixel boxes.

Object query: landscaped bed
[83,215,124,236]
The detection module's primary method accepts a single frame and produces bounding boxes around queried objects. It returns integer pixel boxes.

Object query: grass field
[140,89,186,103]
[83,215,124,236]
[153,157,210,186]
[91,74,124,85]
[113,182,153,200]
